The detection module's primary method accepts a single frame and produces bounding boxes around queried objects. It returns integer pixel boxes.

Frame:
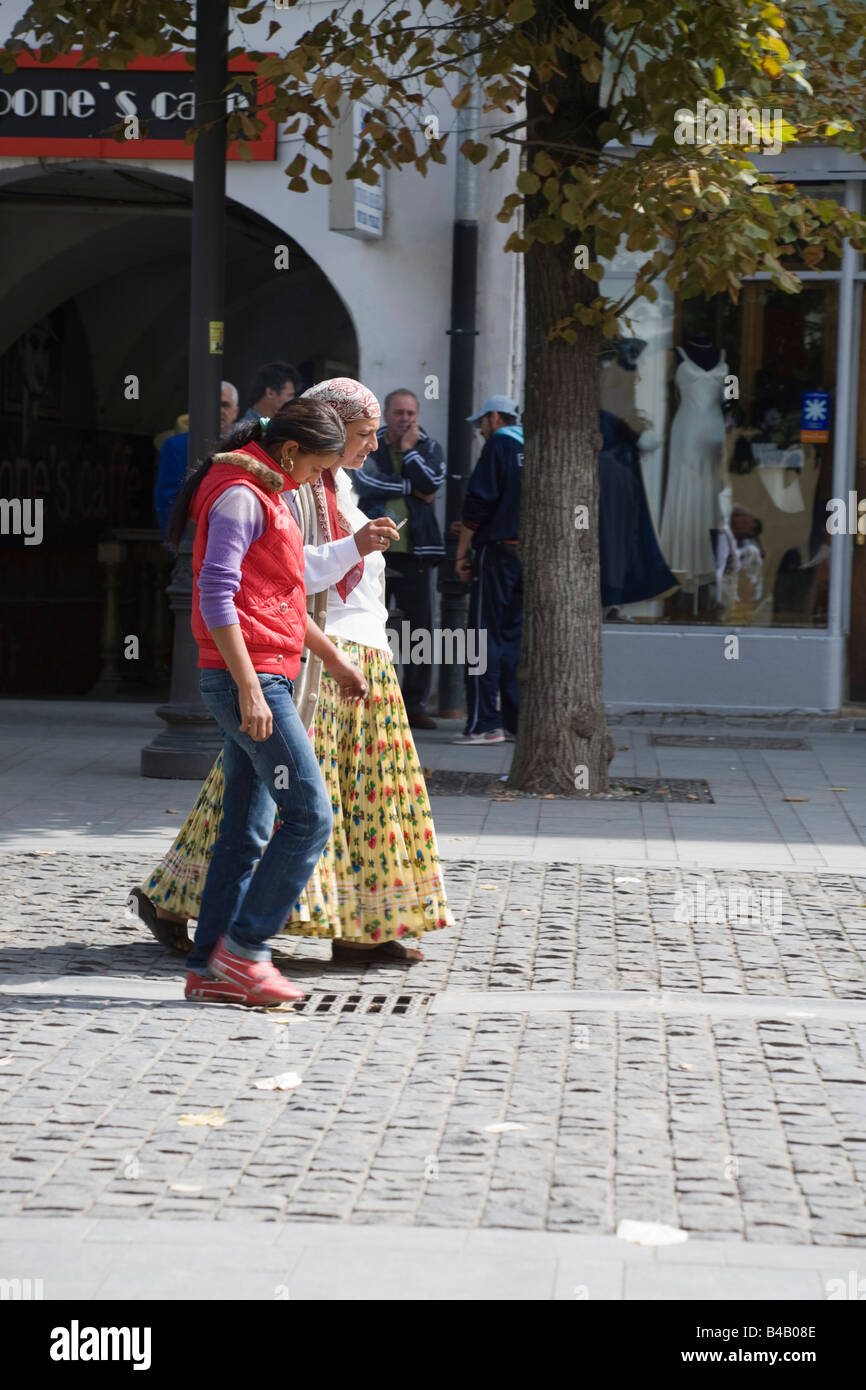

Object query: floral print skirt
[140,639,453,943]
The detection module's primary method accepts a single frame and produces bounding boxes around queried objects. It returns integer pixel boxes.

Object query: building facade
[0,1,862,712]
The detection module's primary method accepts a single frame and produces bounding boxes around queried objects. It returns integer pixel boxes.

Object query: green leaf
[533,151,555,177]
[516,171,541,195]
[462,141,489,164]
[507,0,536,22]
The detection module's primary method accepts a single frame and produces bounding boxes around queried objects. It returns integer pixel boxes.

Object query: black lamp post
[141,0,229,778]
[437,62,480,718]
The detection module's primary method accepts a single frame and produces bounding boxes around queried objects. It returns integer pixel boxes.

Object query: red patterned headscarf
[301,377,380,422]
[320,469,362,601]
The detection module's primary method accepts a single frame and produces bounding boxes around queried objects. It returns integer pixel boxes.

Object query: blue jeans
[188,670,333,973]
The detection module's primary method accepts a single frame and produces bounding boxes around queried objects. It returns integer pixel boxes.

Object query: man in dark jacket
[353,388,446,728]
[453,395,523,745]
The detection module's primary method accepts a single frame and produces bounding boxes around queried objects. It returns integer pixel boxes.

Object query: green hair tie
[259,416,270,428]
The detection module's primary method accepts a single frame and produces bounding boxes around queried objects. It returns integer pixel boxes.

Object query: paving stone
[3,852,866,1246]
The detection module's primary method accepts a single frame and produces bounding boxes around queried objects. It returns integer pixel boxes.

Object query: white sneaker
[450,729,505,745]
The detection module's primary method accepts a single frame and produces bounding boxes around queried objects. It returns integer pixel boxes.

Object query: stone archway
[0,161,358,695]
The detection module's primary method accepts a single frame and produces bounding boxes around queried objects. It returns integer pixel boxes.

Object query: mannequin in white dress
[660,334,729,594]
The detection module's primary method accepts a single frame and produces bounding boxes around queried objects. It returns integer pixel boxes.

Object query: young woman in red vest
[135,381,453,964]
[169,400,367,1006]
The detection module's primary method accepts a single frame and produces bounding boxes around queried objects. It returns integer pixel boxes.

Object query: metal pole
[141,0,228,777]
[826,179,860,709]
[437,57,480,717]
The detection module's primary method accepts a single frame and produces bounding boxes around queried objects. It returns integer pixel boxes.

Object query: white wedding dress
[660,348,728,589]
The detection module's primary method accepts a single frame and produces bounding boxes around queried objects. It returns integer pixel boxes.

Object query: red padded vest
[190,456,307,677]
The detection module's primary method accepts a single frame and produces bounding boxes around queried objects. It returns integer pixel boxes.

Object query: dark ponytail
[167,400,345,549]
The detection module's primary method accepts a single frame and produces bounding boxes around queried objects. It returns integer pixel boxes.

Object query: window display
[659,333,730,600]
[599,281,837,629]
[598,337,678,614]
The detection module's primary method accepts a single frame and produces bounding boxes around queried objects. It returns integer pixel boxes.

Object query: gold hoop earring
[284,455,295,474]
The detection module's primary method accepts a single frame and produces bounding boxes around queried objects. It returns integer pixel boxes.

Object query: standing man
[153,381,238,538]
[353,388,446,729]
[239,362,303,423]
[452,395,523,746]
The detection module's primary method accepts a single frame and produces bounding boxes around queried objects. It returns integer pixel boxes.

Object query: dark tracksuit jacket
[353,425,446,711]
[461,425,524,735]
[352,426,446,561]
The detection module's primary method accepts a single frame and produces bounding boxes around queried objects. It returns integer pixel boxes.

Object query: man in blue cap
[452,395,524,745]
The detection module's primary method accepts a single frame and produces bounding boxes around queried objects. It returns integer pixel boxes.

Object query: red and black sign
[0,51,277,159]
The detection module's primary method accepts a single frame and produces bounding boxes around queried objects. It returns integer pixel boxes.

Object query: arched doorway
[0,161,358,695]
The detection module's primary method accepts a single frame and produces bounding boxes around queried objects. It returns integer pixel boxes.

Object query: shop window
[598,276,837,628]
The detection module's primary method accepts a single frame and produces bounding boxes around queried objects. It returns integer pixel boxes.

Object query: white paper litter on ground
[616,1220,688,1246]
[253,1072,303,1091]
[484,1122,526,1134]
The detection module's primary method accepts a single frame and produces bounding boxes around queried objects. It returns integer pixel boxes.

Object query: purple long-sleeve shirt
[198,488,266,630]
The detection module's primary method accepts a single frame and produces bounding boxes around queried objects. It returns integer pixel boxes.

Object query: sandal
[127,887,191,954]
[331,939,425,964]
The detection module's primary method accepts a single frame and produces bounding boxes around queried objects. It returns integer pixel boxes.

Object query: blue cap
[466,394,521,423]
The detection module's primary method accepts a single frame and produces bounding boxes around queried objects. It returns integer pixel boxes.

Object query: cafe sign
[0,51,277,159]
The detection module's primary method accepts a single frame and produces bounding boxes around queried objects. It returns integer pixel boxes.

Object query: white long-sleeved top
[204,483,361,590]
[324,474,390,651]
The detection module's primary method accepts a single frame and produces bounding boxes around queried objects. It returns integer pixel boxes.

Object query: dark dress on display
[598,409,678,607]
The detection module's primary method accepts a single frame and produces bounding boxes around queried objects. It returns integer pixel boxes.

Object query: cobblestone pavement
[2,851,866,1246]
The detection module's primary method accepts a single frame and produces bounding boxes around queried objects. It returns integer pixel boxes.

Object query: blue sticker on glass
[800,391,830,431]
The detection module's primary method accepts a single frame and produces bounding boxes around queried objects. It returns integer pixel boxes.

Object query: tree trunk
[507,0,611,796]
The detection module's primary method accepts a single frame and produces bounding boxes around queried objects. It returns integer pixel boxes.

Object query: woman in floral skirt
[130,378,453,963]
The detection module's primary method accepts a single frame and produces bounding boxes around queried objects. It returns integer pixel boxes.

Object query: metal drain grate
[293,991,433,1019]
[650,734,810,750]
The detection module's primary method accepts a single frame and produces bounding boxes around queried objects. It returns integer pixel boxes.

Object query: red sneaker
[184,971,249,1004]
[208,938,306,1004]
